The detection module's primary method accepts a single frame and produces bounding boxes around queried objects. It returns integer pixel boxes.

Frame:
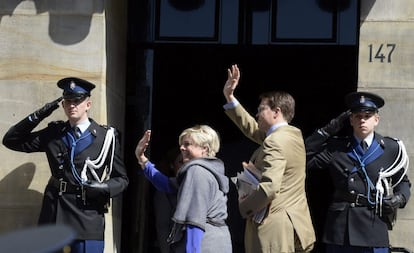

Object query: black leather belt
[48,177,82,195]
[334,191,374,207]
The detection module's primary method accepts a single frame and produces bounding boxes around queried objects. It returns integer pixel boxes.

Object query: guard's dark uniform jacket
[2,117,129,241]
[305,131,411,248]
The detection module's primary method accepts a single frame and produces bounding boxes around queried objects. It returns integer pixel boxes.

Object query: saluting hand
[223,64,240,103]
[319,110,351,137]
[135,130,151,169]
[29,96,63,123]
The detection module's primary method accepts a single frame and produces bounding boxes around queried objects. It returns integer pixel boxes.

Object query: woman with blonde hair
[135,125,232,253]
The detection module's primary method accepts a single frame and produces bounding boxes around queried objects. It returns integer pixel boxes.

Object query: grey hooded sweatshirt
[169,157,232,253]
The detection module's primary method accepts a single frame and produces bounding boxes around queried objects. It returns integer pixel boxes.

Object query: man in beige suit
[223,64,315,253]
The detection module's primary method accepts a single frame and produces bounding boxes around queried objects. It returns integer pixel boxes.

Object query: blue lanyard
[67,131,91,185]
[348,141,383,205]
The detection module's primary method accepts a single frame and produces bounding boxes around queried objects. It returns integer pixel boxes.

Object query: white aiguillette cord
[375,140,409,215]
[80,127,116,183]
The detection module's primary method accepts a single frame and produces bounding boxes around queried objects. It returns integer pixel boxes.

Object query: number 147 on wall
[368,44,396,63]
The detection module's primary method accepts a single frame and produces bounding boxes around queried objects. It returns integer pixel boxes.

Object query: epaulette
[101,124,117,131]
[100,124,118,135]
[47,121,67,133]
[382,136,401,148]
[48,120,65,126]
[330,135,352,144]
[330,135,351,140]
[384,136,400,141]
[47,120,66,129]
[328,135,353,149]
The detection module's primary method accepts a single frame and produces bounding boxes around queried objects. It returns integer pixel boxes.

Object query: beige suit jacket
[225,104,315,253]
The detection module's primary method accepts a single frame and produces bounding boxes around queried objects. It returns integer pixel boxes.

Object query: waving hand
[223,64,240,103]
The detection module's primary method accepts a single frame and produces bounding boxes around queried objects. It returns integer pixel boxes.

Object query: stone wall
[0,1,126,252]
[359,0,414,250]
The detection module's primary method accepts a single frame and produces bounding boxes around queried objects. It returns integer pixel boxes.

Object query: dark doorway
[150,44,357,149]
[123,43,357,253]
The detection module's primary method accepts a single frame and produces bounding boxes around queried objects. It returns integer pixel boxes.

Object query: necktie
[360,140,368,152]
[73,127,81,139]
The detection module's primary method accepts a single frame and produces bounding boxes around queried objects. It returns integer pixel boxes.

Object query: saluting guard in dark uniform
[2,77,129,253]
[305,92,411,253]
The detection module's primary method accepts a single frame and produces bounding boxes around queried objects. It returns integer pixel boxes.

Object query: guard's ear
[86,98,92,109]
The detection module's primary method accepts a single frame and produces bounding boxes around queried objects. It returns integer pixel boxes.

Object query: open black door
[123,1,359,252]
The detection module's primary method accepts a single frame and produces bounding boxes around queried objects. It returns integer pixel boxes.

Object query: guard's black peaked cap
[57,77,96,100]
[345,91,384,113]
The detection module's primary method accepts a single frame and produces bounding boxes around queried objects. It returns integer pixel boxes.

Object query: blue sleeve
[223,98,239,110]
[141,161,173,193]
[186,225,204,253]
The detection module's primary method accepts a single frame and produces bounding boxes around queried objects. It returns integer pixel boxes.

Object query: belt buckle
[355,194,364,206]
[59,180,67,195]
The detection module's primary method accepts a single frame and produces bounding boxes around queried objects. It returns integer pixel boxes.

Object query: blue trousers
[326,244,388,253]
[70,240,104,253]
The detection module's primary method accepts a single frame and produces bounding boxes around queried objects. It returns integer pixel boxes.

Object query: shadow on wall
[0,0,104,44]
[0,163,43,233]
[0,224,75,253]
[359,0,377,24]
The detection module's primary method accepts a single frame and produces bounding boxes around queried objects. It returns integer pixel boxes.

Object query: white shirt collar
[355,132,374,147]
[73,119,91,133]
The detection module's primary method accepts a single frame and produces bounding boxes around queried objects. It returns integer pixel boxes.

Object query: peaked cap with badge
[345,91,384,113]
[57,77,96,100]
